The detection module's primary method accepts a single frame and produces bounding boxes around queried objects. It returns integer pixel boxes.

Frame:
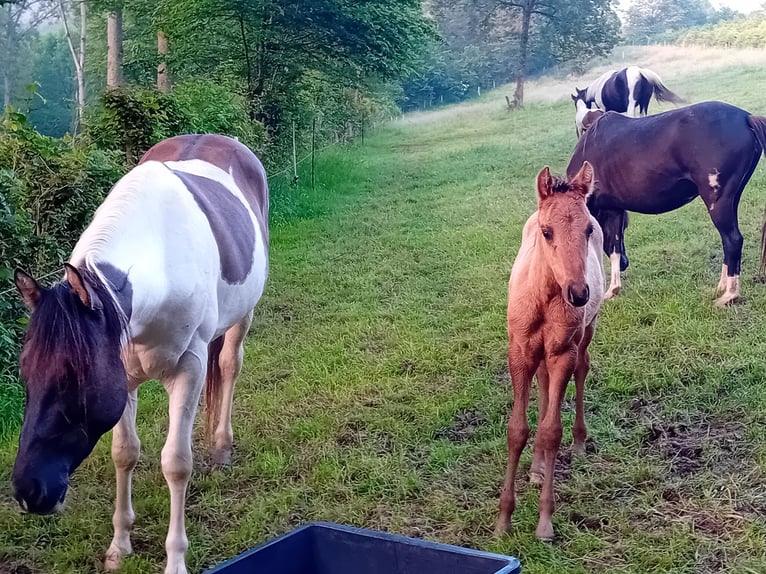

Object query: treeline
[678,13,766,48]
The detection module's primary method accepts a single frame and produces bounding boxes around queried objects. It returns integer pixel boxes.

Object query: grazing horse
[495,162,604,541]
[12,134,269,574]
[575,66,683,118]
[568,101,766,305]
[572,93,604,138]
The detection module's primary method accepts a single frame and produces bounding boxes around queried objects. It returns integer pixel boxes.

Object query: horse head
[12,265,127,514]
[536,162,596,307]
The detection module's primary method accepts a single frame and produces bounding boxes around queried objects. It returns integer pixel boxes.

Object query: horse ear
[14,269,42,310]
[536,166,553,203]
[571,161,595,198]
[65,264,102,311]
[571,93,577,102]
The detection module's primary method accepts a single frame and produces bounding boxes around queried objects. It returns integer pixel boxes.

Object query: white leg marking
[716,264,728,294]
[162,349,206,574]
[105,390,140,572]
[714,274,740,307]
[604,252,622,300]
[212,312,253,467]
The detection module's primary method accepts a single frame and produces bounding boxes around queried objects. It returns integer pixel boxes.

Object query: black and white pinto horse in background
[567,101,766,306]
[573,66,684,125]
[12,134,269,574]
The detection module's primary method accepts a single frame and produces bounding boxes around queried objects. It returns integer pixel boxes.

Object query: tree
[58,0,86,131]
[622,0,734,42]
[491,0,620,108]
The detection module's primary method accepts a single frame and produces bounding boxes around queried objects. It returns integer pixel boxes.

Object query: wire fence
[1,125,351,299]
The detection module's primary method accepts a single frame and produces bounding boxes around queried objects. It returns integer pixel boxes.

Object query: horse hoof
[211,448,232,469]
[604,287,620,300]
[535,521,555,542]
[714,294,738,307]
[104,549,123,572]
[529,471,544,485]
[493,519,511,536]
[572,442,586,456]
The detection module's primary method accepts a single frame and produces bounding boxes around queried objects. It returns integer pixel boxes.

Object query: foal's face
[12,268,127,515]
[536,162,595,307]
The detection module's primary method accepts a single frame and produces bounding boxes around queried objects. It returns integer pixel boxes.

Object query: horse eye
[541,228,553,241]
[586,225,594,237]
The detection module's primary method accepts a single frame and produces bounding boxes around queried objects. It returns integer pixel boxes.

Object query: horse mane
[21,268,128,390]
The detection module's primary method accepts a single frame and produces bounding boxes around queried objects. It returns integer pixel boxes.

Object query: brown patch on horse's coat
[140,134,269,244]
[171,170,255,284]
[581,110,604,134]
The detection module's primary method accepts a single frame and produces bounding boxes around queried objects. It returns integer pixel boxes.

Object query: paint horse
[495,162,604,541]
[575,66,683,118]
[569,101,766,305]
[12,134,269,574]
[572,94,604,138]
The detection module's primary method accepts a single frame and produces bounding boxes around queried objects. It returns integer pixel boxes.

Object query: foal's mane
[22,268,127,389]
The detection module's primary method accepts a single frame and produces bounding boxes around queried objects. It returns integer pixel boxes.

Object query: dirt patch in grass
[435,408,486,443]
[336,420,395,454]
[0,561,37,574]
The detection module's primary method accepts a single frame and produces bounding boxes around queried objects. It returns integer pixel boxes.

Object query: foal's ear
[14,269,42,310]
[65,264,102,311]
[570,161,595,198]
[536,166,553,203]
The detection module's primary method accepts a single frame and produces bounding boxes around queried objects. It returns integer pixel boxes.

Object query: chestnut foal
[495,161,605,540]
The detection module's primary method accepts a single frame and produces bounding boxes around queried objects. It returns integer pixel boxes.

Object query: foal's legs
[105,389,140,572]
[162,346,207,574]
[535,349,577,541]
[212,311,253,467]
[495,344,539,535]
[529,361,549,484]
[573,323,595,455]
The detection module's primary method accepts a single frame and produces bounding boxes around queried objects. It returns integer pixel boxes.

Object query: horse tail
[748,115,766,275]
[639,68,685,104]
[205,335,225,443]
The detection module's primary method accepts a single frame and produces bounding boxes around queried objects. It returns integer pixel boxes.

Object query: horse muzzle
[567,284,590,307]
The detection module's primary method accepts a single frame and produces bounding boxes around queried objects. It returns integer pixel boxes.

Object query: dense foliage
[678,13,766,48]
[622,0,740,44]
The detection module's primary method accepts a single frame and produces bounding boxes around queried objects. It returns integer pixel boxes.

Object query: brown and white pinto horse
[568,101,766,305]
[12,134,268,574]
[495,162,604,541]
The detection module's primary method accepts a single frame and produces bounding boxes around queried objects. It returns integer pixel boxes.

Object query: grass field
[2,45,766,573]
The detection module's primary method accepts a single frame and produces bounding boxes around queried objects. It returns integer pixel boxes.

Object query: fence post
[292,120,298,186]
[311,117,316,191]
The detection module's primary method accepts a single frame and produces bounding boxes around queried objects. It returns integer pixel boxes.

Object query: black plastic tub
[205,521,522,574]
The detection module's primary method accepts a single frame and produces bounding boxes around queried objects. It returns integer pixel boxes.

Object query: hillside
[1,45,766,574]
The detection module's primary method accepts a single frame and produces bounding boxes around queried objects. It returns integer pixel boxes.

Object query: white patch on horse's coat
[586,69,615,111]
[708,170,720,192]
[625,66,642,117]
[574,98,590,137]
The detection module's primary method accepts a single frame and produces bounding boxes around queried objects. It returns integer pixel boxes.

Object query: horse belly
[592,177,697,215]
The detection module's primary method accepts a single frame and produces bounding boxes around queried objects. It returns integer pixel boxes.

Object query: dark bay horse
[495,162,604,540]
[568,101,766,305]
[12,134,269,574]
[575,66,683,117]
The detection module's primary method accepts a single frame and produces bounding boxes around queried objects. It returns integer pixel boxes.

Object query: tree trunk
[157,29,170,92]
[106,9,123,89]
[511,1,532,109]
[77,0,85,129]
[3,69,9,109]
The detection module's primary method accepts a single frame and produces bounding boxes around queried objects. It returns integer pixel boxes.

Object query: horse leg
[104,389,140,572]
[716,264,728,294]
[573,323,595,455]
[599,210,627,299]
[705,192,744,307]
[495,344,537,535]
[161,347,206,574]
[535,349,576,541]
[211,311,253,467]
[529,360,548,485]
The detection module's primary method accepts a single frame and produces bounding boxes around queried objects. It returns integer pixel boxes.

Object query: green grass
[3,50,766,573]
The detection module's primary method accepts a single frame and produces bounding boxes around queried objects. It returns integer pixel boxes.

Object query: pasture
[2,45,766,573]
